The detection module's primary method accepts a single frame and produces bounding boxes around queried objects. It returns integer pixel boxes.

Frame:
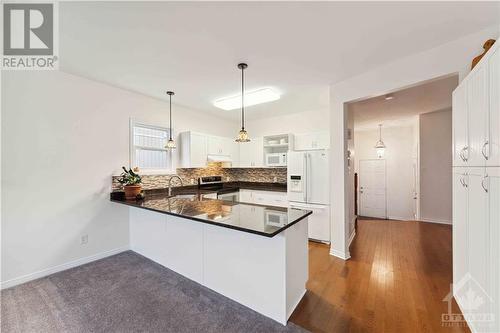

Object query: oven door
[217,191,239,202]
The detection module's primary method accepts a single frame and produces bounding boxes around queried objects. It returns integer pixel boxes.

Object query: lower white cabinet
[239,189,288,208]
[453,167,499,332]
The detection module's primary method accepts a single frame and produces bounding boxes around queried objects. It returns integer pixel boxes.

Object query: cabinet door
[488,168,499,332]
[221,137,235,157]
[294,133,313,151]
[190,133,207,168]
[453,84,469,166]
[467,65,489,166]
[294,132,330,151]
[251,137,264,167]
[238,138,263,167]
[488,46,500,166]
[207,136,223,155]
[239,190,253,203]
[466,168,489,315]
[453,168,468,286]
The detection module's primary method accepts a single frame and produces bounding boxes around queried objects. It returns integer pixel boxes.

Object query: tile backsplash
[112,163,287,191]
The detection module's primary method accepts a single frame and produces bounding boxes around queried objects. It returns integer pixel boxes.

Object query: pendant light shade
[165,91,176,149]
[374,124,386,158]
[235,63,250,142]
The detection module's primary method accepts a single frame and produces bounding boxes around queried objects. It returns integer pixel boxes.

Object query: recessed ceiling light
[214,87,280,110]
[384,94,394,100]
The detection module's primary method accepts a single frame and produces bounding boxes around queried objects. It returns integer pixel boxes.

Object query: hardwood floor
[290,219,470,333]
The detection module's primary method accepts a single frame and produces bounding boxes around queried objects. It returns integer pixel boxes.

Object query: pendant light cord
[169,94,173,140]
[241,65,245,130]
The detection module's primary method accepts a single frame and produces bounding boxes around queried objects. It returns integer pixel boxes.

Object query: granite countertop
[110,191,310,237]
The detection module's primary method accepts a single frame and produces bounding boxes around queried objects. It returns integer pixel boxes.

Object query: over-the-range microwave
[265,153,287,167]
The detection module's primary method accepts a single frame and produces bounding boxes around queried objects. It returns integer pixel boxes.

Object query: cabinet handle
[460,177,466,187]
[459,148,465,161]
[481,175,489,193]
[481,141,489,160]
[460,146,469,162]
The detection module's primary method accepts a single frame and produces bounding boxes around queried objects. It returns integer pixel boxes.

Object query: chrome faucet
[168,175,183,196]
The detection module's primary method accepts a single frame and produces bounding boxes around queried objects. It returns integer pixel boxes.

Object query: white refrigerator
[288,150,330,243]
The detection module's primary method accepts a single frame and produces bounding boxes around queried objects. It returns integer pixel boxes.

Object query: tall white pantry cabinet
[452,41,499,333]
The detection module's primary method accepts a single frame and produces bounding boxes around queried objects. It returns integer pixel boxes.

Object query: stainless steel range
[198,176,239,202]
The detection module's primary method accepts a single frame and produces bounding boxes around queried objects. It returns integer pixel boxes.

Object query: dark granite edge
[112,181,287,194]
[110,198,311,238]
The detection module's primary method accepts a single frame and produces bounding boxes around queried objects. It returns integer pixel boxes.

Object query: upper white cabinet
[208,136,233,156]
[294,132,330,151]
[453,84,468,166]
[453,41,500,167]
[488,45,500,166]
[467,65,489,166]
[238,138,264,167]
[179,131,208,168]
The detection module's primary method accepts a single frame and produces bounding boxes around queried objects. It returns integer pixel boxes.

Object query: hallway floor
[290,219,469,333]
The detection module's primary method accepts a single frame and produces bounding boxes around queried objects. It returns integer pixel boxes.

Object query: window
[130,120,173,173]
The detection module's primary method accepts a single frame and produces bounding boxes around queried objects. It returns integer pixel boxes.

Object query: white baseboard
[419,218,452,225]
[1,246,129,290]
[330,248,351,260]
[348,230,356,247]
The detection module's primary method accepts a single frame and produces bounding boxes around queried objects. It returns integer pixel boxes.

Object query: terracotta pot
[124,185,142,200]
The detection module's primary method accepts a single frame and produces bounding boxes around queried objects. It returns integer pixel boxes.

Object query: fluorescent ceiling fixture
[214,88,280,110]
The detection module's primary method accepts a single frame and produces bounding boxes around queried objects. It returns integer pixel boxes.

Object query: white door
[453,84,469,166]
[488,168,500,332]
[190,133,208,168]
[467,65,489,166]
[488,46,500,166]
[239,138,263,167]
[359,159,387,218]
[466,167,489,316]
[306,151,329,205]
[453,168,468,286]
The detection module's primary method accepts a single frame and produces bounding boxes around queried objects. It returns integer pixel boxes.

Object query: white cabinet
[488,46,500,166]
[179,131,208,168]
[488,168,500,333]
[467,66,489,166]
[453,40,500,332]
[239,189,288,208]
[452,168,468,289]
[208,136,227,155]
[238,138,263,167]
[453,41,500,167]
[294,132,330,151]
[467,168,489,309]
[453,84,468,166]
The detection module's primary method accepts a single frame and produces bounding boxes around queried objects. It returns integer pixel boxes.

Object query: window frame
[129,118,175,175]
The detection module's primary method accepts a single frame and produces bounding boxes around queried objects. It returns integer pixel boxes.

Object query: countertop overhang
[110,187,311,238]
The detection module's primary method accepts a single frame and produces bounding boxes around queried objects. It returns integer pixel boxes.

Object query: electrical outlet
[81,235,88,245]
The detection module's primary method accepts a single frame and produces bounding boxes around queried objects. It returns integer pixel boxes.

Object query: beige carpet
[1,251,307,333]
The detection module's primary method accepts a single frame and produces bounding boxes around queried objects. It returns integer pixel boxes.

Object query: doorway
[359,159,387,218]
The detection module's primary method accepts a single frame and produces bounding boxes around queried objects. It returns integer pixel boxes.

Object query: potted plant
[118,167,142,200]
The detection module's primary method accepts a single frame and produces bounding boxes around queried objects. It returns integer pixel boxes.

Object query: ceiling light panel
[214,88,280,110]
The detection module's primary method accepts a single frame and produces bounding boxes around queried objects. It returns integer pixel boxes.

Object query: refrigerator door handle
[307,153,311,203]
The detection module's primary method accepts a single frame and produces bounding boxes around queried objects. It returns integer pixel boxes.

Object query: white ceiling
[350,74,459,130]
[59,2,499,120]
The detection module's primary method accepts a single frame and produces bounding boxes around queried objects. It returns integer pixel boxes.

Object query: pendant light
[374,124,386,158]
[165,91,176,149]
[235,63,250,142]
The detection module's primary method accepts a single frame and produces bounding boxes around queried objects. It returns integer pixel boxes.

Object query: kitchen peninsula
[111,191,312,325]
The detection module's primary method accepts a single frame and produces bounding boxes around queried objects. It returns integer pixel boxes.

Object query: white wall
[245,108,330,137]
[354,124,417,221]
[1,70,236,286]
[329,26,499,259]
[419,108,452,224]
